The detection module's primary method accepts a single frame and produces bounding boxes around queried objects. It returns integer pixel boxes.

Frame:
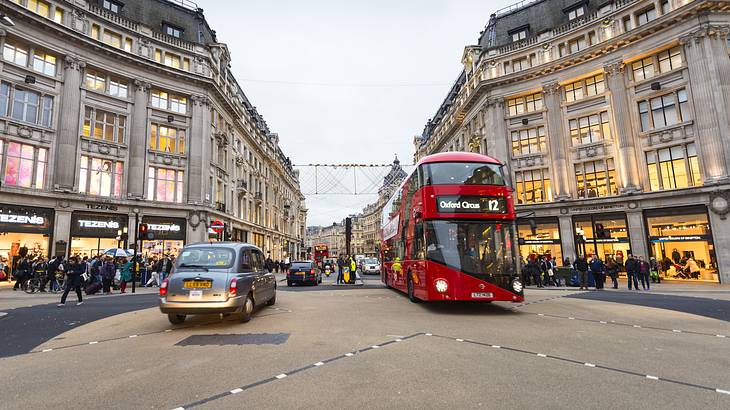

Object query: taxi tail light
[229,277,238,297]
[310,268,315,275]
[159,278,169,296]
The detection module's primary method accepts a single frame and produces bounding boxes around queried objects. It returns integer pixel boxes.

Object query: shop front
[0,204,53,270]
[517,217,563,264]
[645,206,718,282]
[141,216,186,257]
[70,212,129,257]
[573,213,631,266]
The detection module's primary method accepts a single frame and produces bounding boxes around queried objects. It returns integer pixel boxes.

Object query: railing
[236,180,248,191]
[165,0,200,11]
[152,30,195,51]
[494,0,542,17]
[552,11,600,36]
[87,4,138,31]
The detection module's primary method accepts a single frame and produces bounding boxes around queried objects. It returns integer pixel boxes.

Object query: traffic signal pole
[132,211,139,294]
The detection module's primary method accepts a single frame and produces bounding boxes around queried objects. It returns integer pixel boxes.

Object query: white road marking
[425,333,433,336]
[172,407,185,410]
[275,374,287,379]
[633,325,641,328]
[42,349,53,353]
[717,335,726,338]
[537,313,545,316]
[568,317,575,320]
[371,345,380,349]
[89,341,98,345]
[129,335,138,338]
[717,389,730,395]
[584,363,596,367]
[164,329,173,332]
[345,353,354,357]
[492,345,501,349]
[314,362,324,367]
[537,353,547,358]
[395,339,403,342]
[230,388,243,394]
[599,321,607,324]
[456,338,464,342]
[646,375,659,380]
[672,329,681,333]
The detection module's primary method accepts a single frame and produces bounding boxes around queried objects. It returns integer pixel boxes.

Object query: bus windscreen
[422,162,504,186]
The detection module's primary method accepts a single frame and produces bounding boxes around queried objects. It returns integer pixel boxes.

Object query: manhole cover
[175,333,290,346]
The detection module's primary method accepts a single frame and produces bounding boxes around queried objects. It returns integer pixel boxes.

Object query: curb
[0,312,7,319]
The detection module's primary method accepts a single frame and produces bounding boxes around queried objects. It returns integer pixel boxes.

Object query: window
[32,50,56,76]
[568,37,586,53]
[163,23,183,38]
[41,96,52,127]
[637,7,657,26]
[78,155,123,197]
[82,107,126,143]
[511,126,547,156]
[567,6,585,20]
[53,8,63,24]
[638,89,689,131]
[102,30,122,48]
[151,89,187,113]
[91,24,100,40]
[632,57,655,81]
[108,77,128,98]
[623,16,633,32]
[511,30,527,42]
[585,74,605,96]
[569,111,611,145]
[1,141,47,189]
[102,0,122,13]
[147,167,184,203]
[512,57,528,73]
[123,38,133,53]
[149,124,186,154]
[575,159,617,198]
[3,42,28,66]
[646,143,702,191]
[565,75,604,102]
[564,80,584,102]
[661,0,670,14]
[164,53,181,69]
[154,49,162,63]
[657,47,682,73]
[85,69,106,92]
[0,82,9,116]
[514,169,552,204]
[507,93,543,116]
[27,0,50,18]
[11,88,39,124]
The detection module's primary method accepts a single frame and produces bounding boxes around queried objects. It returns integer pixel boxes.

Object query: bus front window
[426,220,515,280]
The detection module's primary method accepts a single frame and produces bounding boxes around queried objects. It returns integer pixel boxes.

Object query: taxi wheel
[167,314,186,324]
[407,275,419,303]
[240,293,254,323]
[266,290,276,306]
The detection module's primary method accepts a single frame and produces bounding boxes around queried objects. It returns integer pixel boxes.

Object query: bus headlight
[435,279,448,293]
[512,279,523,293]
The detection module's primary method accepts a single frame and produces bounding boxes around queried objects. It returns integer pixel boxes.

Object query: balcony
[215,202,226,213]
[254,192,263,202]
[236,180,248,194]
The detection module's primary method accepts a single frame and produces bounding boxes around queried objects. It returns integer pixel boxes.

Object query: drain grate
[175,333,290,346]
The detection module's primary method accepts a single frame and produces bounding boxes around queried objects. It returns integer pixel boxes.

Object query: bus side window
[412,222,425,260]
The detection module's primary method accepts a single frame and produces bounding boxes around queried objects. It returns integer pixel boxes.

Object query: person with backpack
[589,255,605,290]
[58,256,84,307]
[625,253,640,290]
[606,257,619,289]
[638,256,651,290]
[574,255,589,290]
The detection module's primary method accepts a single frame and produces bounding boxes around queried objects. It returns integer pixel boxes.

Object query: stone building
[415,0,730,283]
[0,0,306,262]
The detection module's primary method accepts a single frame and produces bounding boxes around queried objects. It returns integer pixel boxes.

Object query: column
[604,62,641,193]
[543,82,570,200]
[707,207,730,284]
[558,215,576,263]
[681,26,730,183]
[128,80,150,199]
[189,95,211,203]
[52,209,72,257]
[482,98,510,182]
[626,211,648,259]
[53,56,85,190]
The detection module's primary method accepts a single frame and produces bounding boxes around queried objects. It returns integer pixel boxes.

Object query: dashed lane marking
[169,332,424,409]
[528,312,728,340]
[430,333,730,398]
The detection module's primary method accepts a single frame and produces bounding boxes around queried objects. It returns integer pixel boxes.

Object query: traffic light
[139,223,148,234]
[139,223,154,240]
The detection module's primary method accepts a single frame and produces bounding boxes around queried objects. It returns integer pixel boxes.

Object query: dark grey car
[158,243,276,324]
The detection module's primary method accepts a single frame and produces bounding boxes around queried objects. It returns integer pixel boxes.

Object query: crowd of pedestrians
[521,252,661,291]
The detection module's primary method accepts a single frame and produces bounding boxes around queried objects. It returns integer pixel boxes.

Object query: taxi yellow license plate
[184,281,212,289]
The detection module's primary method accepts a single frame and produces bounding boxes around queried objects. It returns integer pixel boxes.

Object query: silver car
[361,258,381,275]
[159,243,276,324]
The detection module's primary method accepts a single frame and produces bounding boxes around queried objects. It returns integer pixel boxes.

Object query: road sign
[211,220,224,233]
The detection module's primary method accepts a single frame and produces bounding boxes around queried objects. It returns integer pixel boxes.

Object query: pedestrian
[606,257,619,289]
[671,248,681,264]
[145,257,160,287]
[574,255,589,290]
[589,255,605,290]
[101,256,116,294]
[541,255,557,287]
[32,256,48,292]
[349,256,358,284]
[58,256,84,307]
[685,257,701,279]
[625,253,640,290]
[12,256,31,291]
[336,257,345,284]
[527,254,542,288]
[638,256,651,290]
[119,258,133,294]
[265,254,274,273]
[650,257,661,283]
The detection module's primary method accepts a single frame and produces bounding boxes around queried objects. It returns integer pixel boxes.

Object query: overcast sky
[199,0,514,225]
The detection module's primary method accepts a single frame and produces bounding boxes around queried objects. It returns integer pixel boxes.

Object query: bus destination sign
[436,196,508,214]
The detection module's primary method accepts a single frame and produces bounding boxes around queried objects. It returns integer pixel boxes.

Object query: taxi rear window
[177,247,235,269]
[290,262,312,269]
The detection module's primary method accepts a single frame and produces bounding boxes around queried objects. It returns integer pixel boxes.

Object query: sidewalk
[527,280,730,301]
[0,282,159,311]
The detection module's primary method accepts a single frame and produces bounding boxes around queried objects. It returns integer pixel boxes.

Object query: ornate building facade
[415,0,730,283]
[0,0,306,261]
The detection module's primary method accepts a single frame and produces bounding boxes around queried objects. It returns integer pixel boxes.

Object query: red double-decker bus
[313,244,329,265]
[380,152,523,303]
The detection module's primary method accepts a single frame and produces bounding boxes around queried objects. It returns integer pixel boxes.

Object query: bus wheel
[407,275,419,303]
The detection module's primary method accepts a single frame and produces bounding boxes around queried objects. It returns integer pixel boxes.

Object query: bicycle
[24,275,42,294]
[48,272,66,294]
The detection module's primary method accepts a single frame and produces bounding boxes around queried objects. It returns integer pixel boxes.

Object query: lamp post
[132,208,140,294]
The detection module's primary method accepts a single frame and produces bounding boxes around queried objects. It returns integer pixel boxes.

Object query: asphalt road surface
[1,275,729,409]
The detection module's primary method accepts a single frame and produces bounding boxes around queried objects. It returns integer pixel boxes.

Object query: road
[1,275,729,409]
